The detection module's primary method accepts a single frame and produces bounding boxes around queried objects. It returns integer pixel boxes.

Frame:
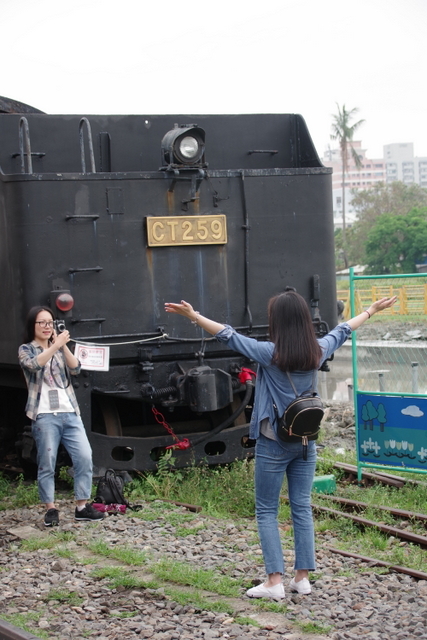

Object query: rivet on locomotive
[0,96,337,475]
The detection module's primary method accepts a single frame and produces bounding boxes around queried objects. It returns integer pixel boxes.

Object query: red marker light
[55,292,74,312]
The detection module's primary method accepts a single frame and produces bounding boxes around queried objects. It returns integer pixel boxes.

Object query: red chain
[151,406,191,451]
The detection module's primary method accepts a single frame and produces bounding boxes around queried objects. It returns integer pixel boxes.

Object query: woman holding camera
[165,289,397,600]
[18,306,103,526]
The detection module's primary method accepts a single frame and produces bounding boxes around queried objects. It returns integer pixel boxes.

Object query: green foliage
[165,587,235,614]
[21,536,58,552]
[153,558,241,597]
[88,539,147,565]
[0,472,10,500]
[44,588,84,606]
[90,566,147,590]
[0,613,49,639]
[297,621,333,634]
[13,474,39,507]
[347,181,427,266]
[254,599,288,613]
[128,458,255,518]
[58,466,74,487]
[365,207,427,273]
[234,616,260,627]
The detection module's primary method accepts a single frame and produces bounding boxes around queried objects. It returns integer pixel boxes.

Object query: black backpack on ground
[94,468,141,510]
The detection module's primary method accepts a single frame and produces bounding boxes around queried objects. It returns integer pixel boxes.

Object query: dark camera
[54,320,66,334]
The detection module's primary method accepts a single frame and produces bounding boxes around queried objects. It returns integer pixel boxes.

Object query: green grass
[0,613,49,639]
[87,539,147,565]
[313,481,427,573]
[174,524,207,537]
[153,559,241,597]
[165,586,235,614]
[13,474,39,507]
[90,566,148,590]
[21,536,59,551]
[234,616,260,627]
[44,588,84,606]
[3,444,427,613]
[128,457,255,518]
[254,599,288,613]
[0,472,10,500]
[296,621,333,634]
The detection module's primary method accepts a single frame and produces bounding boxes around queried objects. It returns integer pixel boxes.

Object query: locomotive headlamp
[50,281,74,317]
[161,124,206,167]
[55,292,74,312]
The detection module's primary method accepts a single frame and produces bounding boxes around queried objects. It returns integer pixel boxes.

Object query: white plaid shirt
[18,341,81,420]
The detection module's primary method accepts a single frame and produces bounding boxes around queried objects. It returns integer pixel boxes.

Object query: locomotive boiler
[0,96,337,474]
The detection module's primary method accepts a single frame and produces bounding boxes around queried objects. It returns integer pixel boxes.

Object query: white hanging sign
[75,344,110,371]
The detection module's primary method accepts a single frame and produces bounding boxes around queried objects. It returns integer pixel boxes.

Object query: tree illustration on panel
[361,401,378,430]
[361,403,369,429]
[377,403,387,432]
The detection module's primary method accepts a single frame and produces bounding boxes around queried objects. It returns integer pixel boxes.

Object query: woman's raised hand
[164,300,196,320]
[369,296,398,314]
[164,301,226,336]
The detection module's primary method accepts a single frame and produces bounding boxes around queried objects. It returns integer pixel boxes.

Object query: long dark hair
[268,289,322,372]
[23,306,55,344]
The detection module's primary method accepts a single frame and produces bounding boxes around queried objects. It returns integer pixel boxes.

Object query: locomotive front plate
[146,214,227,247]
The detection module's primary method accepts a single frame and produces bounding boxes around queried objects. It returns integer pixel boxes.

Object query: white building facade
[323,142,386,228]
[384,143,427,188]
[323,141,427,229]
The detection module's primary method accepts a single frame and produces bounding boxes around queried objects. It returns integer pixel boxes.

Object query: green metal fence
[350,269,427,479]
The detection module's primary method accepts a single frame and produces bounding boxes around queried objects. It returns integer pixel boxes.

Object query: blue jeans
[255,433,317,575]
[31,412,93,504]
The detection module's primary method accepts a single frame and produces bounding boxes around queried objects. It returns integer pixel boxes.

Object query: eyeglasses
[35,320,54,328]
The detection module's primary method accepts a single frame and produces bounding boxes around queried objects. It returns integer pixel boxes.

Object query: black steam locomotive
[0,96,336,474]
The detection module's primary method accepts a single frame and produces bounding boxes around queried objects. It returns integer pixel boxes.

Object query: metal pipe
[79,117,96,173]
[412,361,419,393]
[239,171,253,332]
[19,117,33,174]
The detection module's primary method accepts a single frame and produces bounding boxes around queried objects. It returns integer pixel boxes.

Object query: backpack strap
[286,370,317,398]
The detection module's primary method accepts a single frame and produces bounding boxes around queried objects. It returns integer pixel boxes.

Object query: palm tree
[331,104,365,268]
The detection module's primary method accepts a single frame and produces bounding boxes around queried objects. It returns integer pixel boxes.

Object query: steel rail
[316,494,427,524]
[311,504,427,547]
[0,618,41,640]
[325,546,427,581]
[334,462,427,487]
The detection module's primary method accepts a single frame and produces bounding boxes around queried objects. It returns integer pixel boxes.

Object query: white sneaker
[246,581,285,601]
[289,577,311,594]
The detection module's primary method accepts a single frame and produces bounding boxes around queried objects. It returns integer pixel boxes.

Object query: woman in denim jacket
[19,306,104,527]
[165,289,396,600]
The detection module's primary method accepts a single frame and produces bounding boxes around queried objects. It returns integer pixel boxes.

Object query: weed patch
[0,613,49,639]
[153,559,241,597]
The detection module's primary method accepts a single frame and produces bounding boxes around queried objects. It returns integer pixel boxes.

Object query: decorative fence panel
[349,270,427,479]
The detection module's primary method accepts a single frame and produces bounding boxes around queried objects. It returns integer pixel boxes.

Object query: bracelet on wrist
[364,309,371,319]
[191,311,200,326]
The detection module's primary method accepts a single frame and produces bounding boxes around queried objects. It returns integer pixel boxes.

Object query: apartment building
[384,143,427,187]
[323,141,385,227]
[323,141,427,228]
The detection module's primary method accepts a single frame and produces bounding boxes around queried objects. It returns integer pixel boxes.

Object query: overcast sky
[2,0,426,160]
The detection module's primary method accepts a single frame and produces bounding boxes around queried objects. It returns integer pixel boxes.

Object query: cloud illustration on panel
[401,405,424,418]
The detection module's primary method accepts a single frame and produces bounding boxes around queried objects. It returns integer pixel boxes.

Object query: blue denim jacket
[215,323,352,439]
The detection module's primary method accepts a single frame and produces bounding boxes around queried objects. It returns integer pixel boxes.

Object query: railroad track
[281,462,427,581]
[0,618,40,640]
[333,461,427,488]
